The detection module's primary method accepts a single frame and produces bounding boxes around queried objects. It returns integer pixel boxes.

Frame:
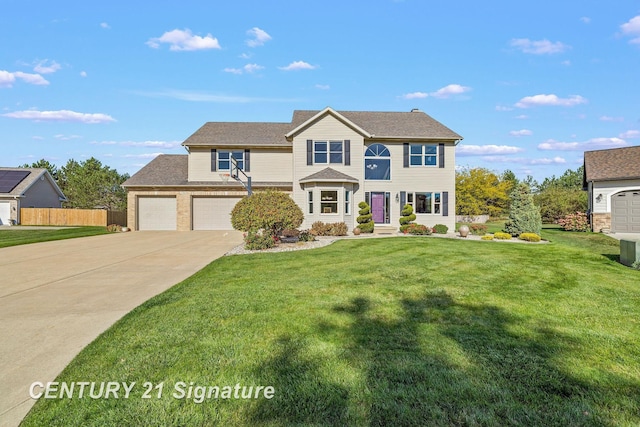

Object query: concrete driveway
[0,231,242,427]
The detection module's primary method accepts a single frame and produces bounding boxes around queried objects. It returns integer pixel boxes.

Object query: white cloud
[620,130,640,139]
[402,91,429,99]
[402,84,471,100]
[456,145,524,156]
[515,94,587,108]
[2,109,116,123]
[223,63,264,74]
[430,84,471,99]
[91,140,182,148]
[509,129,533,137]
[278,61,316,71]
[510,38,570,54]
[0,70,49,87]
[495,105,514,112]
[515,114,529,119]
[600,115,624,122]
[34,60,61,74]
[561,60,571,66]
[54,134,82,140]
[480,155,566,165]
[315,84,330,90]
[80,71,88,77]
[580,17,591,24]
[537,137,627,151]
[529,157,566,165]
[246,27,272,47]
[620,15,640,45]
[147,29,221,51]
[100,22,110,29]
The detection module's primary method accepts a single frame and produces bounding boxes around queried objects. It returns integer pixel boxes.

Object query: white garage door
[612,191,640,233]
[138,197,177,230]
[192,197,242,230]
[0,201,10,225]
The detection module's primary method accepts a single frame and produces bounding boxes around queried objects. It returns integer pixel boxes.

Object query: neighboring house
[583,145,640,233]
[0,168,67,225]
[122,107,463,231]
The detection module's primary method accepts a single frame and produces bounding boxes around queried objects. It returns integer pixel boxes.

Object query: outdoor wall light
[596,194,603,202]
[395,193,399,202]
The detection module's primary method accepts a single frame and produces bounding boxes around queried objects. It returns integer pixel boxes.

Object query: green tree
[58,157,129,210]
[504,183,542,236]
[231,189,304,237]
[534,166,587,223]
[21,159,59,181]
[456,167,511,217]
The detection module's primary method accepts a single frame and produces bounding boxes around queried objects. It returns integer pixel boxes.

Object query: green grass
[22,232,640,426]
[0,226,109,248]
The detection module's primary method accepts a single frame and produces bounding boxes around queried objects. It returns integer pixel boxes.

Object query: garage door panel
[0,201,10,225]
[192,197,241,230]
[138,197,177,230]
[612,191,640,233]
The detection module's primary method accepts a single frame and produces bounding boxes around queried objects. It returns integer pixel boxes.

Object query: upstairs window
[364,144,391,180]
[218,150,244,171]
[410,144,437,167]
[314,141,343,164]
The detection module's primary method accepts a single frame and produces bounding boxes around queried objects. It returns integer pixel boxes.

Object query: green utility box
[620,239,640,267]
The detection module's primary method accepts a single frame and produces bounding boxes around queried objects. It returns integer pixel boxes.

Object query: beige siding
[20,176,63,208]
[292,114,365,228]
[592,179,640,214]
[188,147,292,182]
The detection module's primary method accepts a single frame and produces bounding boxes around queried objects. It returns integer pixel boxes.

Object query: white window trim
[218,150,244,172]
[412,191,442,215]
[409,143,438,168]
[314,140,344,165]
[320,190,339,215]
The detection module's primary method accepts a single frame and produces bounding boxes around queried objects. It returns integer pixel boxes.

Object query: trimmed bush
[231,189,304,238]
[519,232,541,242]
[311,221,348,236]
[481,234,494,240]
[504,183,542,236]
[357,201,374,233]
[433,224,448,234]
[298,230,315,242]
[403,223,432,235]
[399,204,416,232]
[494,232,512,240]
[557,212,589,232]
[244,230,276,250]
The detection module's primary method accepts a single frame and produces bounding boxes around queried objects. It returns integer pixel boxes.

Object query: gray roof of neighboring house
[0,167,66,199]
[290,109,463,140]
[122,155,292,188]
[584,145,640,182]
[299,167,359,183]
[182,122,293,147]
[181,108,463,148]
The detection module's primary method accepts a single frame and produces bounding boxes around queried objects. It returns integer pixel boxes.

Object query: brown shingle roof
[291,109,463,140]
[299,167,359,183]
[584,146,640,182]
[122,155,292,188]
[182,122,292,147]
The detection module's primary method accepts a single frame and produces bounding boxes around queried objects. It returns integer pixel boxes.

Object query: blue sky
[1,1,639,180]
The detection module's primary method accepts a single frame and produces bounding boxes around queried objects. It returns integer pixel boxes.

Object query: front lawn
[23,233,640,426]
[0,226,109,248]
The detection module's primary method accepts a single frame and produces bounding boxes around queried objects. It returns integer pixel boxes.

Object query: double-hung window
[320,191,338,214]
[410,144,438,167]
[314,141,343,164]
[415,192,441,213]
[218,150,244,171]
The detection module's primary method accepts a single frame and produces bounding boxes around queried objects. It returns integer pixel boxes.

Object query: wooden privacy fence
[20,208,127,227]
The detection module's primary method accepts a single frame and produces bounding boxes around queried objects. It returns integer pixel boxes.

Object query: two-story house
[122,107,463,232]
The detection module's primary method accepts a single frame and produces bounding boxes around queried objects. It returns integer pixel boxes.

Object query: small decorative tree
[504,183,542,236]
[231,189,304,238]
[399,204,416,233]
[357,201,374,233]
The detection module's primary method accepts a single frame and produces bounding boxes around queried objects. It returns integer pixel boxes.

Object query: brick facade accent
[591,212,611,232]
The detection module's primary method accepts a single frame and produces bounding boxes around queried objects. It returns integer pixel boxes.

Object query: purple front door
[371,192,385,224]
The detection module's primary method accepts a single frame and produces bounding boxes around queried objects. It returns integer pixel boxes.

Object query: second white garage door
[138,197,177,230]
[192,197,242,230]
